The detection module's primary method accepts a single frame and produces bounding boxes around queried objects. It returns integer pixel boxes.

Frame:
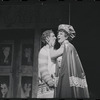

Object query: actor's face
[57,31,67,44]
[48,32,56,47]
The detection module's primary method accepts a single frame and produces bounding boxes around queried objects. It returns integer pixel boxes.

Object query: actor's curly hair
[41,30,53,44]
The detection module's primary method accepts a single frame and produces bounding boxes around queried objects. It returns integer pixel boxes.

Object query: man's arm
[50,44,64,59]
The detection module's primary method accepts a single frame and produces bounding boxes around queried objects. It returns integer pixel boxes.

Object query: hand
[60,42,64,48]
[48,80,55,88]
[59,43,64,53]
[54,77,59,87]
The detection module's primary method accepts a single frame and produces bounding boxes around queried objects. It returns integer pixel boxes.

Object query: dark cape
[55,42,90,98]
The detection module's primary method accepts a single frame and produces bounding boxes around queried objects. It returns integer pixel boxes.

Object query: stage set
[0,0,100,98]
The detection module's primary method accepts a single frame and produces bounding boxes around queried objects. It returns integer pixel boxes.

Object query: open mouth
[57,38,61,41]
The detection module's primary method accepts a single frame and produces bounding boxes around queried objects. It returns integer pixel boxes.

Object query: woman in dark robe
[55,24,90,98]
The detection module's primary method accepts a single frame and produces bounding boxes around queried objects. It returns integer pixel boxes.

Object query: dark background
[70,2,100,98]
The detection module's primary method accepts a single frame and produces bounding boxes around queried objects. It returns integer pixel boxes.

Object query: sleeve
[38,48,53,85]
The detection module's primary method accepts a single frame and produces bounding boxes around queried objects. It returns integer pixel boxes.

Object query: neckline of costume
[64,40,69,44]
[61,40,69,46]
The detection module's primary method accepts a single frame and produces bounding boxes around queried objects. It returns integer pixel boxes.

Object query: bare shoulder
[39,46,47,56]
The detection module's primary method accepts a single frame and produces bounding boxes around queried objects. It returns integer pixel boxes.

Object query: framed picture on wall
[21,76,32,98]
[0,75,10,98]
[21,44,33,66]
[0,44,12,66]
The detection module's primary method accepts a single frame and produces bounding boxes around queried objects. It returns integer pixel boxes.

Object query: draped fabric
[55,42,90,98]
